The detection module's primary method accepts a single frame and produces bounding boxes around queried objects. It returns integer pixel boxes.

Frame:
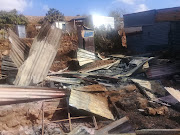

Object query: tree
[43,8,64,23]
[109,8,127,30]
[0,9,28,28]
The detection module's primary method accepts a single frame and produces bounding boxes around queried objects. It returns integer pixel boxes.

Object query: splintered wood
[14,23,62,86]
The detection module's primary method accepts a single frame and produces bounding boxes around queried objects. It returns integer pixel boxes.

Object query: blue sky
[0,0,180,16]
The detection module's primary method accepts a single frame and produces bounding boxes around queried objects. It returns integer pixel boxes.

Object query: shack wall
[124,10,156,28]
[127,22,171,53]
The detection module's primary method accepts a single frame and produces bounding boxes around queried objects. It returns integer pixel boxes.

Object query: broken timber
[14,23,62,86]
[96,117,130,135]
[8,29,30,68]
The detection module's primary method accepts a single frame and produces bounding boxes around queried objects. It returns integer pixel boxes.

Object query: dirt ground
[95,83,180,130]
[0,33,78,72]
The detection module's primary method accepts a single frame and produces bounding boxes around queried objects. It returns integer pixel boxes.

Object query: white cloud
[112,0,149,13]
[136,4,149,12]
[114,0,147,5]
[115,0,135,5]
[0,0,32,12]
[43,5,49,12]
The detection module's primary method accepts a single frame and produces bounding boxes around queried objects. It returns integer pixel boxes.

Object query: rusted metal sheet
[8,29,30,68]
[69,90,114,120]
[14,23,62,86]
[0,85,69,105]
[156,7,180,22]
[73,84,107,92]
[118,29,127,47]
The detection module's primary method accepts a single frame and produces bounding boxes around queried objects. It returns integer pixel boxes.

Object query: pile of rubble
[0,22,179,135]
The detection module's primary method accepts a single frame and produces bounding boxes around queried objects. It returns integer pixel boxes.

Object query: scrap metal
[14,23,62,86]
[77,48,99,66]
[0,85,69,105]
[8,29,30,68]
[69,90,114,120]
[73,84,108,92]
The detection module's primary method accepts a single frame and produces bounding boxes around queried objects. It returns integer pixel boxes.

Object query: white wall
[92,15,115,29]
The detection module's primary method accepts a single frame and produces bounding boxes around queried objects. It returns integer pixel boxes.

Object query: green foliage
[43,8,64,24]
[0,9,28,28]
[94,25,124,54]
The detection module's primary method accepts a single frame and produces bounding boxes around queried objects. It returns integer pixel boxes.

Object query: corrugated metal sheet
[77,48,99,66]
[8,29,30,68]
[156,7,180,22]
[14,23,62,86]
[69,90,114,120]
[127,22,170,53]
[0,85,69,105]
[124,10,156,28]
[16,25,26,38]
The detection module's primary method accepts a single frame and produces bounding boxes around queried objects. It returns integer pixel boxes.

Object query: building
[123,7,180,55]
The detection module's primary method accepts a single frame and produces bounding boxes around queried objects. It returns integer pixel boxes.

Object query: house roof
[64,16,87,21]
[25,16,44,24]
[25,15,87,24]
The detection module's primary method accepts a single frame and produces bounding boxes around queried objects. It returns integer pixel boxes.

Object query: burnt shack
[123,7,180,55]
